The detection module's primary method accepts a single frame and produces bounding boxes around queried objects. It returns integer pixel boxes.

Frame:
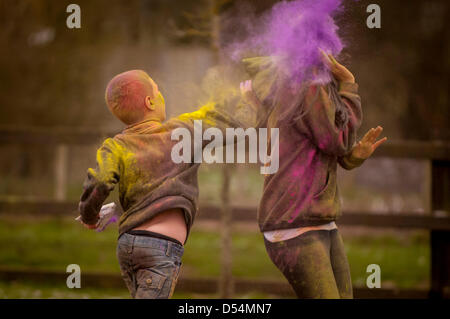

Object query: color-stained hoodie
[78,100,249,238]
[243,56,365,232]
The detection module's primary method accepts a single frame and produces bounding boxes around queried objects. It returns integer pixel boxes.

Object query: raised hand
[352,126,387,160]
[319,49,355,83]
[75,215,98,229]
[240,80,261,110]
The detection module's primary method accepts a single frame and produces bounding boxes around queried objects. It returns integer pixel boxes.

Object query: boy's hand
[352,126,387,160]
[319,49,355,83]
[95,202,121,232]
[75,202,120,232]
[75,216,98,230]
[240,80,261,110]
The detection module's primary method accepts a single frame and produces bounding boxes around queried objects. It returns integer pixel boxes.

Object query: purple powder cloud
[226,0,344,85]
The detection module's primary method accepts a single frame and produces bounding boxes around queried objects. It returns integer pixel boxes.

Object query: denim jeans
[117,232,184,299]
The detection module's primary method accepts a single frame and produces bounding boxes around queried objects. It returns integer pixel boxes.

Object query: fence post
[430,159,450,298]
[424,161,432,214]
[208,2,234,298]
[219,165,234,298]
[54,144,68,201]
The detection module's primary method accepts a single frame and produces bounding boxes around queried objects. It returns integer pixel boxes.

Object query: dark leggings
[264,229,353,299]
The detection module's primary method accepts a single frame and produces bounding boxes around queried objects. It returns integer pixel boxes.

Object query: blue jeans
[117,233,184,299]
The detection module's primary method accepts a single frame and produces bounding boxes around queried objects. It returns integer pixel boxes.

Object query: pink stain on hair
[105,70,155,125]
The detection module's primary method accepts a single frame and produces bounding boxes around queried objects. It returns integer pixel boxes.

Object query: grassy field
[0,280,278,299]
[0,215,430,298]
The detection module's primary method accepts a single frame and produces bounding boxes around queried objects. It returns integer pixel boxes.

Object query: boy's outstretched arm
[78,138,120,228]
[338,126,387,170]
[176,85,260,141]
[177,101,243,132]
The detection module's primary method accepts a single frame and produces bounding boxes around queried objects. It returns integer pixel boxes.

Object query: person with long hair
[240,52,387,299]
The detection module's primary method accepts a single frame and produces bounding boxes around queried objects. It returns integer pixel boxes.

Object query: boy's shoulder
[163,116,195,131]
[99,135,128,155]
[103,119,192,147]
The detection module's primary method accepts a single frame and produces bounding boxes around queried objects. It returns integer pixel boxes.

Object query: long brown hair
[265,76,349,132]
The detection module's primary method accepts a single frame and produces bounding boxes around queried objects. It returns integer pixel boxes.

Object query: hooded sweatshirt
[78,100,250,238]
[243,56,364,232]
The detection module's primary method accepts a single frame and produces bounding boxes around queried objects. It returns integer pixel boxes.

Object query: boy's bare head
[105,70,166,125]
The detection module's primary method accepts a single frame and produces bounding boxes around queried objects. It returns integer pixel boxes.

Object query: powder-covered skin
[105,70,160,125]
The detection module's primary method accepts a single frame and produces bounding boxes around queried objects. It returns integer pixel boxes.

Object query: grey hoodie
[78,100,249,238]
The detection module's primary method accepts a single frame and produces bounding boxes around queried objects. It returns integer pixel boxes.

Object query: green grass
[0,281,131,299]
[0,217,121,273]
[0,216,430,299]
[346,233,429,288]
[0,280,277,299]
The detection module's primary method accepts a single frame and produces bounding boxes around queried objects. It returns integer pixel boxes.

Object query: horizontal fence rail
[1,199,450,231]
[199,205,450,230]
[0,127,450,160]
[0,127,114,146]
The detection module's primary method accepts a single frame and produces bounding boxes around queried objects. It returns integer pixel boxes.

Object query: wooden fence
[0,127,449,298]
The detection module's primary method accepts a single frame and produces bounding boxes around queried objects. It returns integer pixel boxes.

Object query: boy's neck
[142,114,162,123]
[134,116,162,125]
[125,116,162,131]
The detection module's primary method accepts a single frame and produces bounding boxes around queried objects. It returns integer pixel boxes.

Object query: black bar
[430,160,450,298]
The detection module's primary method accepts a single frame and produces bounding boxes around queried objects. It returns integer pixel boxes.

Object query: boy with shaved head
[78,69,250,299]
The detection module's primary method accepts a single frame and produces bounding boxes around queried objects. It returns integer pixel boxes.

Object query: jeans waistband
[118,232,184,258]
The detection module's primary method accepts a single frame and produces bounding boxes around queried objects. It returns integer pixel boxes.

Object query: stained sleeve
[295,81,362,157]
[176,99,248,132]
[78,138,120,225]
[338,149,366,170]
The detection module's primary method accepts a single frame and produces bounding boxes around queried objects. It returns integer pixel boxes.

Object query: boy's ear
[145,96,156,111]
